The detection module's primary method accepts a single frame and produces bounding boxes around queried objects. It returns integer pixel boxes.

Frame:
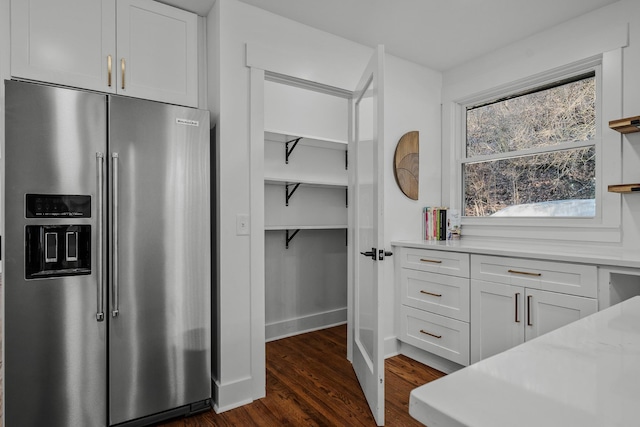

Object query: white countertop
[409,296,640,427]
[392,239,640,269]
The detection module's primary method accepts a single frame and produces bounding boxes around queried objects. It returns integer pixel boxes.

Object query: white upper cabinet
[116,0,198,106]
[11,0,198,107]
[11,0,117,94]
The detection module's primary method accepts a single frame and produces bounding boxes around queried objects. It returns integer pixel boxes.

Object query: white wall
[208,0,442,412]
[382,55,442,353]
[441,0,639,250]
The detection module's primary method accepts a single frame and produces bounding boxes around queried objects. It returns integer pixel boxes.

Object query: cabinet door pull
[527,295,533,326]
[508,269,541,277]
[107,55,112,87]
[420,290,442,297]
[515,292,520,323]
[420,329,442,339]
[121,58,126,90]
[420,258,442,264]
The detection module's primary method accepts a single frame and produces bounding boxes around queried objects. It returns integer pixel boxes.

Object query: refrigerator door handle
[112,152,120,317]
[96,153,105,322]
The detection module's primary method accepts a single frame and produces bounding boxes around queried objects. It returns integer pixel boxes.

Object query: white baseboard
[212,375,255,413]
[266,307,347,341]
[384,335,400,358]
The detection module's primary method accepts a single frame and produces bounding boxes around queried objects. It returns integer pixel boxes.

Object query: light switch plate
[236,214,250,235]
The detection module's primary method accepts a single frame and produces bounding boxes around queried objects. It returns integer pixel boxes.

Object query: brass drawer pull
[420,329,442,339]
[107,55,112,87]
[420,290,442,297]
[420,258,442,264]
[121,58,126,90]
[508,269,541,277]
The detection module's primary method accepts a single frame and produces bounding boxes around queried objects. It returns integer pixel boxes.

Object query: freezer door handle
[96,153,105,322]
[111,152,120,317]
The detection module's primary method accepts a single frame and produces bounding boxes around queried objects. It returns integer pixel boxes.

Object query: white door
[350,45,386,425]
[524,289,597,341]
[470,280,525,363]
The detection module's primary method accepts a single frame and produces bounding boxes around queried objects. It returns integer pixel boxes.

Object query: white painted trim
[448,49,624,245]
[212,375,255,413]
[0,0,9,423]
[384,335,399,358]
[246,42,355,92]
[265,308,347,342]
[249,67,266,400]
[247,54,357,406]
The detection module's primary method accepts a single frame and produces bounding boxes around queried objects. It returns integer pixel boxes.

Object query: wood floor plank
[159,325,445,426]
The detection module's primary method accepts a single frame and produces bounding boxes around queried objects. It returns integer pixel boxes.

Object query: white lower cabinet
[400,305,470,366]
[470,278,597,363]
[396,247,471,366]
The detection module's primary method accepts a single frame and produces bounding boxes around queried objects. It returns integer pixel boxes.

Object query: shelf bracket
[285,183,301,206]
[285,137,302,164]
[286,229,300,249]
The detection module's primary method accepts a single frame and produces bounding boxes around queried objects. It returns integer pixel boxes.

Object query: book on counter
[422,207,461,241]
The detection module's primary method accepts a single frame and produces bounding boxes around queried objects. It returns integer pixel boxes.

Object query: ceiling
[163,0,620,71]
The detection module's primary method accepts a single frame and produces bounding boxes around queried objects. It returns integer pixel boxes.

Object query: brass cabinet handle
[420,258,442,264]
[121,58,126,90]
[420,329,442,339]
[514,292,520,323]
[527,295,533,326]
[420,290,442,297]
[508,269,541,277]
[107,55,112,87]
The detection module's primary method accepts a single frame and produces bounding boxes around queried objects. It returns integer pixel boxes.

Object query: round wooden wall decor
[393,131,419,200]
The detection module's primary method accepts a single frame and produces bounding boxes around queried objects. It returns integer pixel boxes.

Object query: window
[463,72,597,217]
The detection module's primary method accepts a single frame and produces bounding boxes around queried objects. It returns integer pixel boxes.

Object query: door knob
[360,248,376,260]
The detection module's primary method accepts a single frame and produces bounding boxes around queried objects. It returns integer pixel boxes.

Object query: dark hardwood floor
[159,325,445,426]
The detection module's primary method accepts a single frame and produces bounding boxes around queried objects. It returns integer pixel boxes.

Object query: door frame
[248,62,355,400]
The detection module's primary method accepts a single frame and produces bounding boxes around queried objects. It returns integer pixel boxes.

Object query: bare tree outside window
[464,74,596,217]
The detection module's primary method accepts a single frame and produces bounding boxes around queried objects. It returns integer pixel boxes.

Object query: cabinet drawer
[471,255,597,298]
[400,305,470,366]
[400,247,469,278]
[400,269,469,321]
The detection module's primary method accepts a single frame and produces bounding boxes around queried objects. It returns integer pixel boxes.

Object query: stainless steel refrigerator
[4,80,211,427]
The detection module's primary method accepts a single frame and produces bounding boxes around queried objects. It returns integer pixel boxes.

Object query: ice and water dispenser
[24,194,92,279]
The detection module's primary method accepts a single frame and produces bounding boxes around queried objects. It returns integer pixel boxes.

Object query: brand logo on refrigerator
[176,118,199,127]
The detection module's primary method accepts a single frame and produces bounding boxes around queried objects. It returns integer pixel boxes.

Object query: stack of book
[422,207,460,241]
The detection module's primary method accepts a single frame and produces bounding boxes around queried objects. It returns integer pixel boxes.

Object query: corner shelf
[608,184,640,194]
[609,116,640,134]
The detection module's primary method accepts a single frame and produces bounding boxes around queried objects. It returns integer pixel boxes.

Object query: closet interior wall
[263,79,350,341]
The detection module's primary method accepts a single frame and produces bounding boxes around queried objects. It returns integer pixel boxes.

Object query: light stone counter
[409,296,640,427]
[392,239,640,269]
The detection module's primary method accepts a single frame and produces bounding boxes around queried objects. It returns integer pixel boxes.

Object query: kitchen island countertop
[409,296,640,427]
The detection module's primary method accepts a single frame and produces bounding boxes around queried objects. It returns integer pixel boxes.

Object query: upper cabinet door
[11,0,117,93]
[116,0,198,107]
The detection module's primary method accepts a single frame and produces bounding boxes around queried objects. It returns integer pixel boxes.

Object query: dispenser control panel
[26,194,91,218]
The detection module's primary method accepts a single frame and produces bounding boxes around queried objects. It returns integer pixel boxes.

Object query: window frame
[449,52,623,244]
[461,70,599,219]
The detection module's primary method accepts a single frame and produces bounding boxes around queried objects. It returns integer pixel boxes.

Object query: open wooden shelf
[609,116,640,134]
[608,183,640,193]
